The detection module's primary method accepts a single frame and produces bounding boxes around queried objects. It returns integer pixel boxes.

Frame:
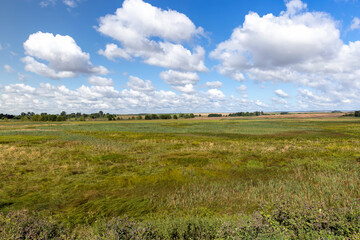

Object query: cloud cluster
[160,70,199,93]
[210,0,360,108]
[97,0,207,72]
[0,76,239,114]
[22,32,108,79]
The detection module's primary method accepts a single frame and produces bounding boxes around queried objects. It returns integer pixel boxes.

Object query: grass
[0,117,360,238]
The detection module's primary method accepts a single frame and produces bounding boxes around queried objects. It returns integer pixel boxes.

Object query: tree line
[207,111,264,117]
[0,111,197,121]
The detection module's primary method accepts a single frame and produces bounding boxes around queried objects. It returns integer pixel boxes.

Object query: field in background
[1,115,360,238]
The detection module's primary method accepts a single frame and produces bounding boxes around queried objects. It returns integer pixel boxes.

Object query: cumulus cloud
[205,81,222,89]
[97,0,207,72]
[22,32,108,79]
[87,76,114,86]
[211,0,342,78]
[207,89,225,99]
[351,17,360,30]
[210,0,360,107]
[159,70,199,93]
[275,89,289,98]
[4,64,15,73]
[127,75,156,92]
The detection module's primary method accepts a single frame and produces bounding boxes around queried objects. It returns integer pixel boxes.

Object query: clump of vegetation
[228,111,264,117]
[208,113,222,117]
[2,201,360,239]
[0,211,68,239]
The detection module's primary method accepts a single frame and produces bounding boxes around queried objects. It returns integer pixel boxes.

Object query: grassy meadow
[1,116,360,239]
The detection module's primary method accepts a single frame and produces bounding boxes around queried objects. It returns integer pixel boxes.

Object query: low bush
[2,201,360,239]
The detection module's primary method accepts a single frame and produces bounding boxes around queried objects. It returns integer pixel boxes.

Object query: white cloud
[127,75,156,92]
[283,0,307,16]
[23,32,108,79]
[205,81,222,89]
[211,1,342,78]
[210,0,360,107]
[351,17,360,30]
[160,70,199,93]
[0,43,3,51]
[207,89,225,99]
[98,43,132,61]
[4,65,15,73]
[97,0,207,72]
[160,70,199,86]
[87,76,114,86]
[275,89,289,98]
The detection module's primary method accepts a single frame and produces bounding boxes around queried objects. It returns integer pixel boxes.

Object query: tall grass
[0,118,360,237]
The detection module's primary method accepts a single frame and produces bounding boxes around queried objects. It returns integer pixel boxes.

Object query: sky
[0,0,360,114]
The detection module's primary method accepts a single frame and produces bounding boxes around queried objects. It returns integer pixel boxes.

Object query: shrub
[208,113,222,117]
[0,211,68,239]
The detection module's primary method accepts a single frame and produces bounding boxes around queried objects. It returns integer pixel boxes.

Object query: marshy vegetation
[0,116,360,238]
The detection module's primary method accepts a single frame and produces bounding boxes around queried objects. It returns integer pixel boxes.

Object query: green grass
[0,117,360,232]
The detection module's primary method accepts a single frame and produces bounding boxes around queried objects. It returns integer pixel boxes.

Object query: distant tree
[31,115,41,121]
[56,116,66,121]
[173,115,178,119]
[159,114,172,119]
[355,111,360,117]
[150,114,159,119]
[99,111,104,118]
[145,115,151,120]
[48,115,57,121]
[208,113,222,117]
[136,115,143,120]
[79,115,86,121]
[21,116,29,121]
[60,111,66,117]
[107,114,115,121]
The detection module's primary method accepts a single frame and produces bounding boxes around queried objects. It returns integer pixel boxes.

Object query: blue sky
[0,0,360,114]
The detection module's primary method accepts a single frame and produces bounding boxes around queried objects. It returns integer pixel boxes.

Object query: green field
[1,117,360,239]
